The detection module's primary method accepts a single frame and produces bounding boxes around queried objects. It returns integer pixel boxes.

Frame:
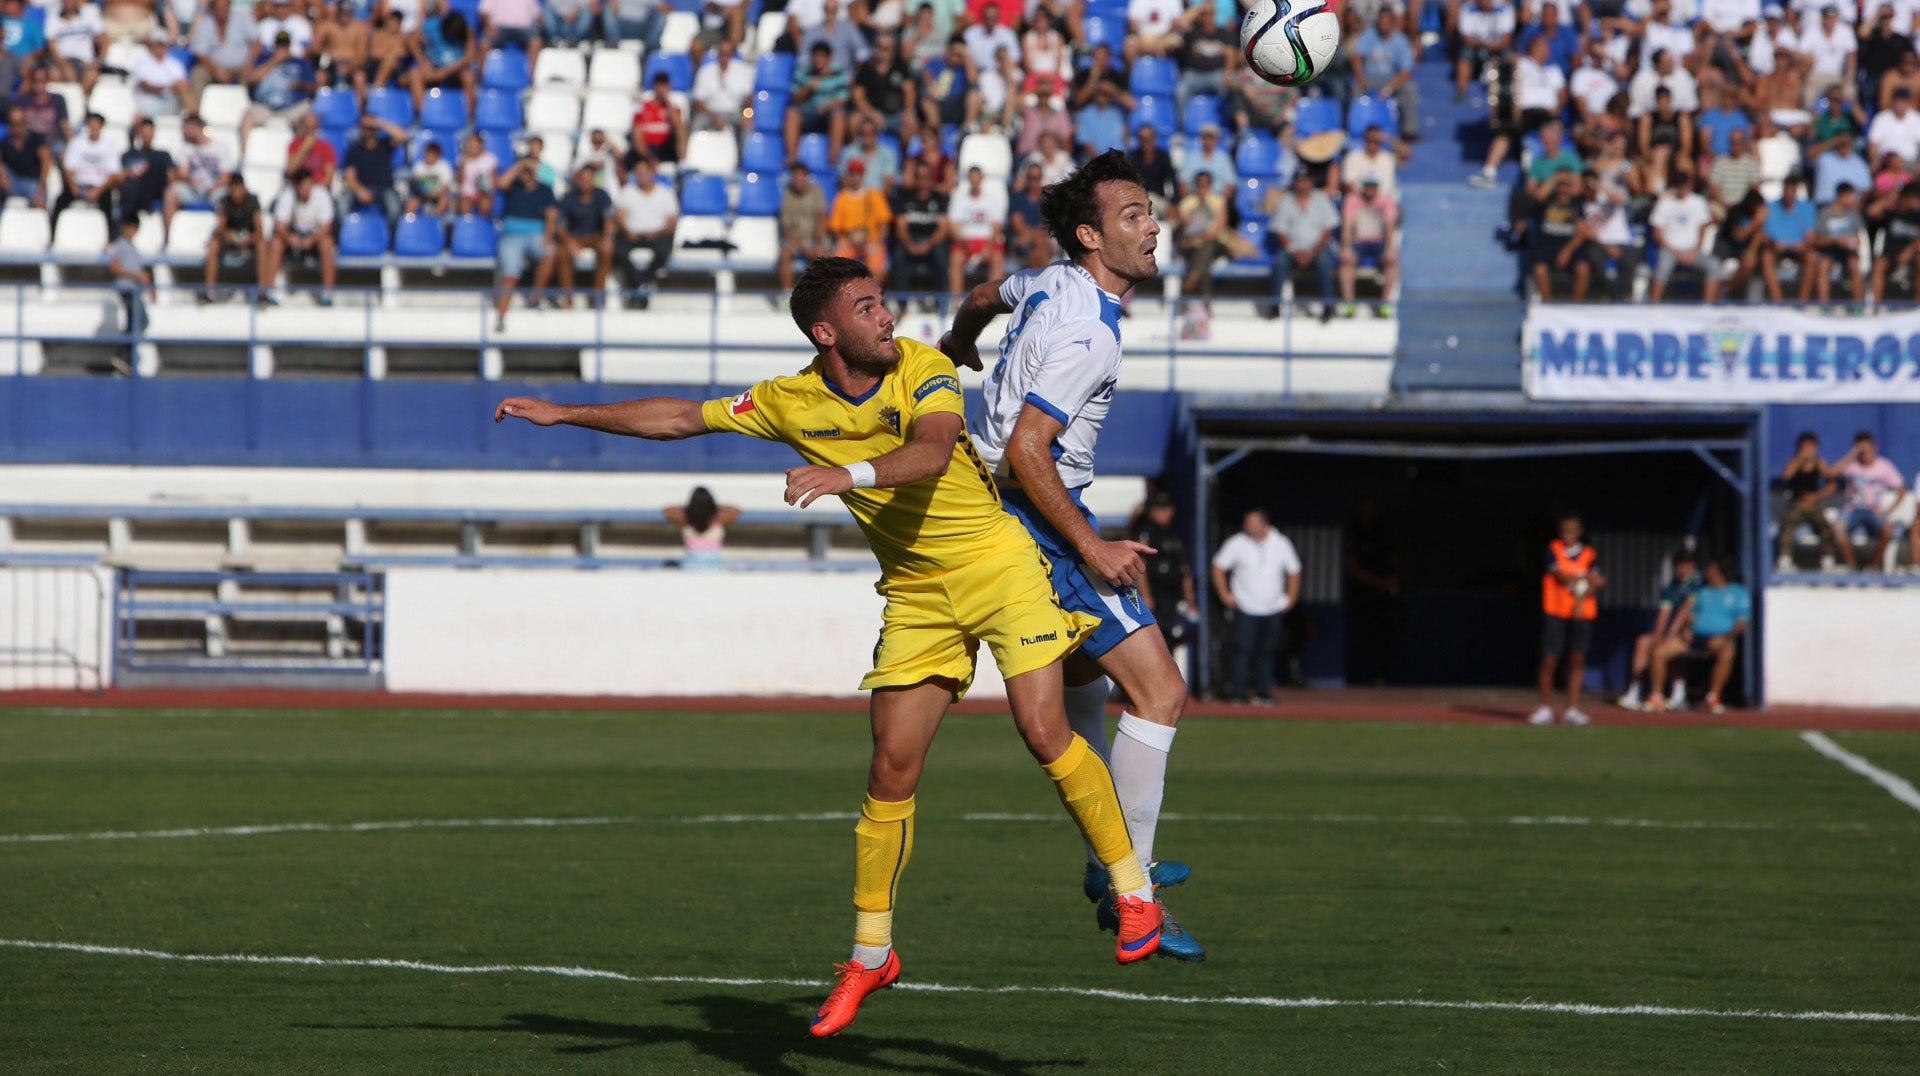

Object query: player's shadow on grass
[298,992,1084,1075]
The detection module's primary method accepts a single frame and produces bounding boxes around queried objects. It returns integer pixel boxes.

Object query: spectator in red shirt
[630,71,686,166]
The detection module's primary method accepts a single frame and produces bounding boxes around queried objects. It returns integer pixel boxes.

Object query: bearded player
[940,150,1204,961]
[495,257,1164,1038]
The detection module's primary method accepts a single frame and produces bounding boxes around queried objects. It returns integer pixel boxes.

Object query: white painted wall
[1764,586,1920,708]
[383,567,1010,699]
[0,566,113,689]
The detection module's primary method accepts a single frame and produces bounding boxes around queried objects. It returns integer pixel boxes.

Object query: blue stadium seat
[313,87,358,130]
[339,212,389,258]
[741,131,785,174]
[1184,94,1225,138]
[393,213,446,257]
[680,173,729,216]
[446,0,481,24]
[1082,14,1120,53]
[751,90,789,134]
[410,129,457,163]
[1130,57,1177,99]
[878,132,902,164]
[1235,132,1282,178]
[475,89,522,134]
[668,0,703,12]
[1129,95,1175,142]
[419,88,469,135]
[450,214,498,258]
[796,132,833,175]
[645,53,694,93]
[755,52,795,93]
[322,125,352,162]
[1347,95,1397,138]
[1230,220,1271,268]
[1295,97,1344,138]
[1087,0,1127,19]
[365,87,414,128]
[814,173,838,207]
[481,130,515,164]
[482,48,531,92]
[1235,177,1275,224]
[736,171,780,216]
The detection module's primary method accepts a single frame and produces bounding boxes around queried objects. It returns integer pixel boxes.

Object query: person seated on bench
[1646,555,1750,715]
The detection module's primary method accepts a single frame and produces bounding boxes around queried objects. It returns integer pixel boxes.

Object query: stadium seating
[365,87,416,129]
[526,86,584,139]
[198,84,249,129]
[419,89,470,136]
[588,48,642,92]
[482,48,532,93]
[741,132,786,175]
[1235,177,1275,225]
[755,53,796,93]
[244,126,294,171]
[645,52,694,93]
[684,130,741,176]
[88,81,136,128]
[1129,95,1175,142]
[659,11,700,53]
[796,133,833,176]
[164,210,218,264]
[532,47,587,87]
[1130,57,1177,99]
[450,215,499,259]
[313,87,359,131]
[1236,132,1283,178]
[1082,14,1120,51]
[1346,95,1398,138]
[957,133,1013,180]
[679,173,730,217]
[1184,94,1226,138]
[50,207,109,264]
[475,89,524,134]
[338,213,390,259]
[750,90,788,134]
[735,172,781,217]
[1295,97,1345,139]
[580,90,635,136]
[393,214,447,259]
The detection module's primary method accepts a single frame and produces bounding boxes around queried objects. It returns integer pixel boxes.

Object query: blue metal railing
[115,569,385,678]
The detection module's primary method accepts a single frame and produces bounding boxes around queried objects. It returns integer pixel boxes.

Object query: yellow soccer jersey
[701,338,1027,578]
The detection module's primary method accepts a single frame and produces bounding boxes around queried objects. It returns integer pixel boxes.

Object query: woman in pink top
[1830,431,1907,571]
[664,486,740,570]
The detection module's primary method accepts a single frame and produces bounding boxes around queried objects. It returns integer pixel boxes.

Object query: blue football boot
[1085,862,1206,962]
[1083,860,1192,904]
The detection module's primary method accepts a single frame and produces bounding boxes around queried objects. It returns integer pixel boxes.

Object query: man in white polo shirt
[1868,87,1920,164]
[1210,509,1302,704]
[613,157,679,300]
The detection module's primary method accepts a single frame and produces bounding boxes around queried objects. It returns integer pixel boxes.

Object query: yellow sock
[1042,735,1149,896]
[852,794,915,950]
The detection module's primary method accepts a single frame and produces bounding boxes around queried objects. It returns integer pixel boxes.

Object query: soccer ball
[1569,576,1592,600]
[1241,0,1343,88]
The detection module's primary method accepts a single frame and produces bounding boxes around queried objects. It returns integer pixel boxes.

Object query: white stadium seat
[0,207,51,259]
[659,11,700,55]
[243,163,286,205]
[580,90,635,136]
[51,205,109,259]
[133,212,165,258]
[524,85,582,139]
[198,84,250,129]
[103,39,145,75]
[242,125,294,170]
[587,48,641,92]
[165,209,219,262]
[538,136,574,181]
[49,82,86,126]
[727,217,778,271]
[532,47,587,88]
[958,133,1014,181]
[749,12,786,56]
[681,129,739,175]
[669,215,731,272]
[88,81,137,128]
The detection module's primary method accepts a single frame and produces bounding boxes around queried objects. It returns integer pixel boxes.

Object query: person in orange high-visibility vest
[1531,513,1606,727]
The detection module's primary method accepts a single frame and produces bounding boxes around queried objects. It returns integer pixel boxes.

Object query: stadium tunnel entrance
[1176,406,1767,705]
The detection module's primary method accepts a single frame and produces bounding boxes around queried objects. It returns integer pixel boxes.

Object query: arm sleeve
[699,381,785,441]
[903,347,968,423]
[1212,535,1241,570]
[1020,322,1116,427]
[997,269,1030,309]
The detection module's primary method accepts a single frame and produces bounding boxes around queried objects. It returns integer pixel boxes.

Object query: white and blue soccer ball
[1241,0,1344,88]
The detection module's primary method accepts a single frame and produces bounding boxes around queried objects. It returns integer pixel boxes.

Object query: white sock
[1111,712,1177,872]
[1064,677,1114,869]
[1623,683,1641,704]
[850,943,891,968]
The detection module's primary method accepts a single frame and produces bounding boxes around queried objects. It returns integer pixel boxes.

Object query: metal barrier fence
[0,563,108,691]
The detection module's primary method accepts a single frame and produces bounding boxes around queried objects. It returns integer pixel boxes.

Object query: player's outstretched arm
[939,279,1014,370]
[494,396,711,441]
[1006,404,1153,588]
[785,412,965,507]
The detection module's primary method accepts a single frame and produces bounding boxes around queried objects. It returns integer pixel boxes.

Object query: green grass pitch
[2,707,1917,1074]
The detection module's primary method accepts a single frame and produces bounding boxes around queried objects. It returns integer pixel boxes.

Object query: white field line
[0,810,1869,846]
[1801,731,1920,815]
[2,938,1914,1025]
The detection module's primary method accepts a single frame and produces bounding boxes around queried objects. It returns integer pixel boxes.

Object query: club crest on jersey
[913,374,961,402]
[729,389,755,415]
[880,406,901,434]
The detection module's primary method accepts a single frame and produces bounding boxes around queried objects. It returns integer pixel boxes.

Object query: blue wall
[0,378,1181,477]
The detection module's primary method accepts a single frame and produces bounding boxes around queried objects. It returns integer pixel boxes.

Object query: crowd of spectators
[1470,0,1920,306]
[0,0,1423,319]
[1777,428,1915,571]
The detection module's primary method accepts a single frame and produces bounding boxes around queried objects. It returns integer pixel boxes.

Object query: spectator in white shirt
[1569,40,1621,129]
[1800,5,1858,105]
[1868,87,1920,164]
[45,0,107,94]
[945,163,1005,294]
[1648,173,1714,301]
[1628,48,1702,116]
[132,30,190,118]
[253,0,313,58]
[56,110,125,225]
[1472,34,1565,186]
[260,168,337,306]
[1455,0,1517,104]
[613,157,677,293]
[1643,0,1697,65]
[1753,110,1804,197]
[1341,124,1404,195]
[691,38,754,137]
[1210,509,1302,703]
[1126,0,1184,59]
[960,2,1018,72]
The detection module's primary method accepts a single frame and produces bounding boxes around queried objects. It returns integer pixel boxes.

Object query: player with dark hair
[941,149,1206,961]
[494,256,1165,1038]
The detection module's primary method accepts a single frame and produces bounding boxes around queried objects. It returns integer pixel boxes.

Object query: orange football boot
[1114,894,1164,964]
[809,949,902,1037]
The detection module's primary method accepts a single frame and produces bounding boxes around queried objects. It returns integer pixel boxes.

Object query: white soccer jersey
[970,260,1125,490]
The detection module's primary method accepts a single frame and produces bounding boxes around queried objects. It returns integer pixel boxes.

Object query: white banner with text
[1524,305,1920,402]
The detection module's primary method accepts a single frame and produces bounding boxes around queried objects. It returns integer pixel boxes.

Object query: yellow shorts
[861,534,1101,699]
